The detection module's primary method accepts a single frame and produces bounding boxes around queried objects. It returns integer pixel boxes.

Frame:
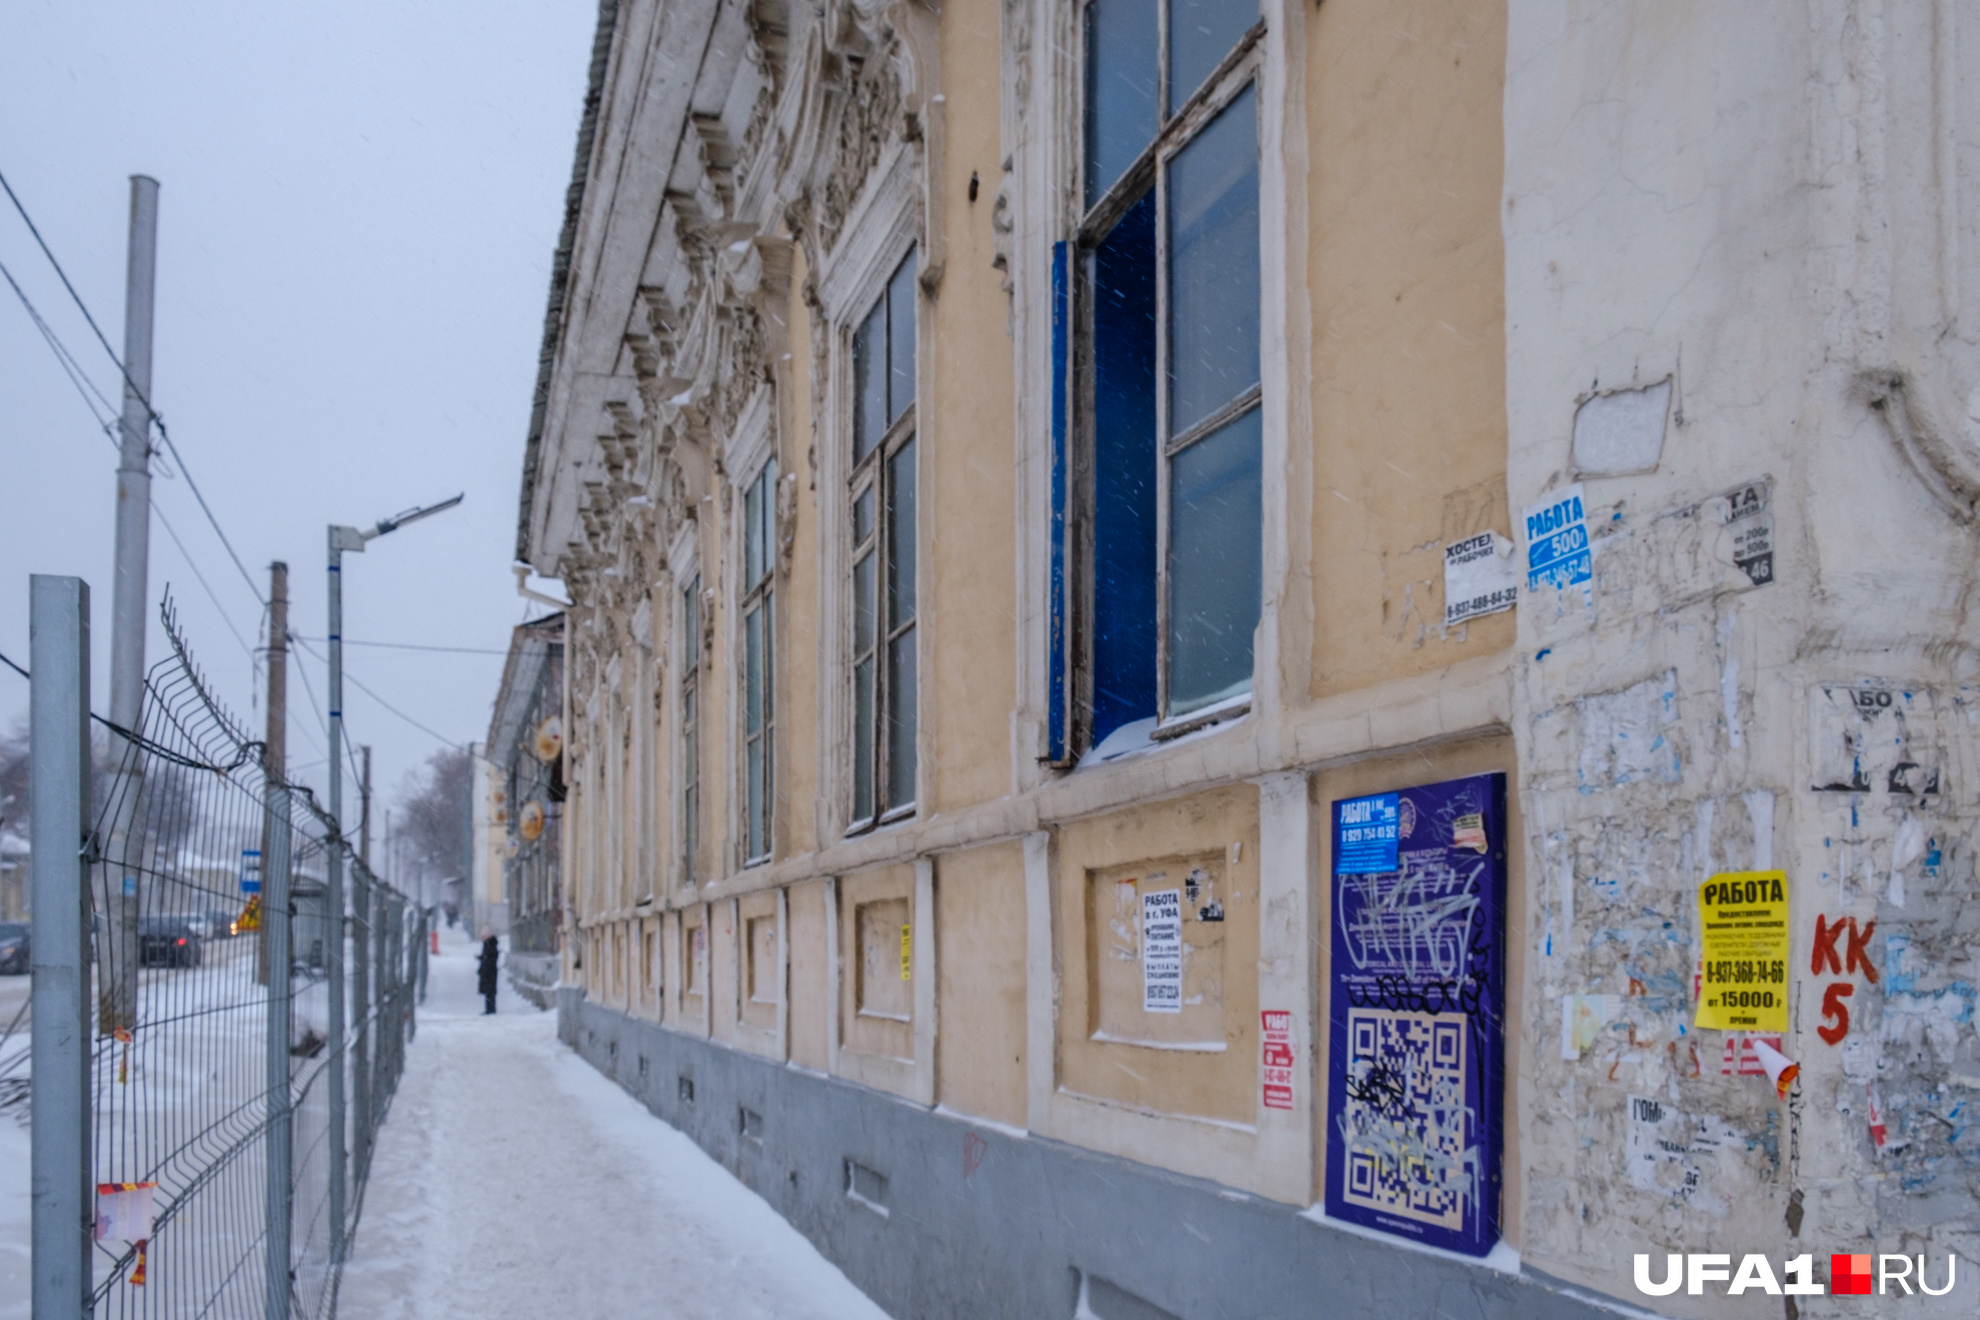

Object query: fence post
[263,785,294,1320]
[30,575,91,1320]
[373,888,389,1122]
[351,861,371,1185]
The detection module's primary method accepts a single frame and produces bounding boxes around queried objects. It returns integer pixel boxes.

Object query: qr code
[1340,1008,1471,1230]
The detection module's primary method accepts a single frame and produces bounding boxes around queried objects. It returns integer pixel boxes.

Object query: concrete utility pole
[265,563,287,779]
[100,174,160,1035]
[325,492,460,1259]
[262,782,294,1320]
[259,562,287,986]
[29,576,90,1320]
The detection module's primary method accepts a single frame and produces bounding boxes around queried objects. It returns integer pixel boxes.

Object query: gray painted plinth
[507,954,559,1010]
[560,992,1639,1320]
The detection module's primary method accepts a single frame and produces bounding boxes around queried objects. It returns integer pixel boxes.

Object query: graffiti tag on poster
[1325,773,1507,1258]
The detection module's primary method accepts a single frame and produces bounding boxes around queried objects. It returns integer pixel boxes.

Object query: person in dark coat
[476,929,499,1015]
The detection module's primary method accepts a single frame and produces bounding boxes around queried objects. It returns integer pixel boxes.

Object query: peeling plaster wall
[1506,2,1980,1310]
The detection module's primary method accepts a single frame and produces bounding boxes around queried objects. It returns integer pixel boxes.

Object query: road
[336,925,891,1320]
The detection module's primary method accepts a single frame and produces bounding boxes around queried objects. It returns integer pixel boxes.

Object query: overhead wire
[4,250,259,668]
[1,166,265,607]
[1,255,122,428]
[293,636,508,656]
[5,177,479,797]
[153,508,256,660]
[289,634,463,750]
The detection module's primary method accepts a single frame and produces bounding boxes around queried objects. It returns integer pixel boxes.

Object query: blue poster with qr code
[1325,772,1507,1257]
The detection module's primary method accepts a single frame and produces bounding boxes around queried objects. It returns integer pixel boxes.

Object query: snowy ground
[336,926,892,1320]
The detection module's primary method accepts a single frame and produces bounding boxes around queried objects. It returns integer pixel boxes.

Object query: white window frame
[815,146,926,837]
[667,517,702,897]
[727,387,778,868]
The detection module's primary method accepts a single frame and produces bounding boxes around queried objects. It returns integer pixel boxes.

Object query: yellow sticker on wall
[1695,871,1789,1032]
[900,924,912,981]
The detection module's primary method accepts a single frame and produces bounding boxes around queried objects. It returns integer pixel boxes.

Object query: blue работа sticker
[1334,792,1400,874]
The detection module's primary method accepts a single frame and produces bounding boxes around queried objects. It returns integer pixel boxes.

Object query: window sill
[843,804,918,842]
[1075,696,1251,771]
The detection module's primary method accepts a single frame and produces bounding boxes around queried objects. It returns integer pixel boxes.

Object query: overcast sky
[1,1,596,862]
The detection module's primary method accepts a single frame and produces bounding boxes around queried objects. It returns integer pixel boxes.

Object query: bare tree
[0,720,25,841]
[395,746,472,889]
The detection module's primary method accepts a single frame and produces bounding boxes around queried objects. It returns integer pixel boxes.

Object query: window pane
[747,737,766,858]
[886,627,917,808]
[762,593,774,729]
[1166,406,1262,716]
[853,657,875,822]
[886,439,917,625]
[854,302,886,463]
[1084,0,1159,209]
[854,550,876,653]
[683,575,700,664]
[888,254,916,423]
[757,462,779,586]
[853,486,874,545]
[684,782,698,882]
[1169,0,1254,117]
[745,605,764,732]
[1090,192,1160,745]
[744,477,764,586]
[1168,85,1259,438]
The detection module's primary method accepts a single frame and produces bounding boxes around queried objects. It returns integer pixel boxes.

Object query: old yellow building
[512,0,1980,1314]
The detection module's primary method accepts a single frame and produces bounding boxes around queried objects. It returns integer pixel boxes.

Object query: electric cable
[289,634,462,750]
[1,166,266,607]
[293,637,508,656]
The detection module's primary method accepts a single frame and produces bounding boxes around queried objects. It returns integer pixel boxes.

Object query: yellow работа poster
[1695,870,1789,1032]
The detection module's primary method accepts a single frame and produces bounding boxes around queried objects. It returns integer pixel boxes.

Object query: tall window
[742,463,777,864]
[1081,0,1261,747]
[680,573,701,885]
[849,252,918,828]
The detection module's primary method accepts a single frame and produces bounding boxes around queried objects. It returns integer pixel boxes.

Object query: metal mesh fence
[27,597,427,1319]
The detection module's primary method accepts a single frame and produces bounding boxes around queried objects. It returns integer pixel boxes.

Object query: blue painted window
[1078,0,1260,747]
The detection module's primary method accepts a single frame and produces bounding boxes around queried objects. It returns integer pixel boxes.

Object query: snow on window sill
[1075,697,1251,771]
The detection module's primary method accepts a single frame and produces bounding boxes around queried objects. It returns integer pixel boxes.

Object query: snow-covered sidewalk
[337,931,889,1320]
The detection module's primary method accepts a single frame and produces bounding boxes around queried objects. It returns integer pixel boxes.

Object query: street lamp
[325,492,460,1259]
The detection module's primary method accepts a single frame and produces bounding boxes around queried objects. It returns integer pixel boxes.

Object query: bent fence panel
[26,599,423,1319]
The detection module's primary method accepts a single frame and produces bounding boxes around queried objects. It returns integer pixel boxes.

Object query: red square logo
[1830,1253,1873,1295]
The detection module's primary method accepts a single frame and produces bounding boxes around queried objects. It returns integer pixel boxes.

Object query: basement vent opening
[1076,1273,1182,1320]
[637,1055,648,1078]
[845,1160,889,1217]
[740,1107,765,1145]
[678,1075,695,1105]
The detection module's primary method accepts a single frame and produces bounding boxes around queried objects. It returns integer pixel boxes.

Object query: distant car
[139,916,203,968]
[0,922,26,975]
[207,908,240,939]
